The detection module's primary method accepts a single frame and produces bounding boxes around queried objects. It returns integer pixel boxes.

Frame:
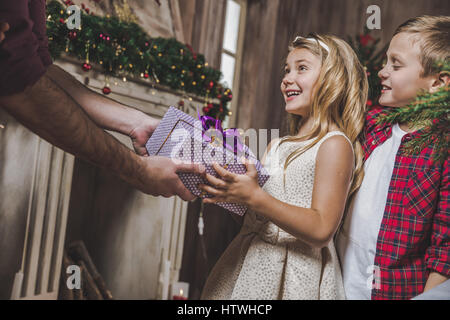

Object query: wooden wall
[178,0,227,69]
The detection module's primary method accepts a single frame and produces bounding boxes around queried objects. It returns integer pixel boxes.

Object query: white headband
[294,36,330,53]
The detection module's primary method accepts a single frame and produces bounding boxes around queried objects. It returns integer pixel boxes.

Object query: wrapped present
[145,106,270,215]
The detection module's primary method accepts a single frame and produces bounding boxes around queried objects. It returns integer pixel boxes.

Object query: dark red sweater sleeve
[0,0,52,96]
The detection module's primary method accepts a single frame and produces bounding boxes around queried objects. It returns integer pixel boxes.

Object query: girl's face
[378,32,435,107]
[281,48,322,116]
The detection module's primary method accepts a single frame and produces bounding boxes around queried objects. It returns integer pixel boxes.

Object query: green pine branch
[376,61,449,163]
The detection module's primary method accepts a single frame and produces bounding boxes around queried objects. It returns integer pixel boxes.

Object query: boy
[336,15,449,300]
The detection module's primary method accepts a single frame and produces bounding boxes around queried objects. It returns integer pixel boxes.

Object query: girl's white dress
[201,131,351,300]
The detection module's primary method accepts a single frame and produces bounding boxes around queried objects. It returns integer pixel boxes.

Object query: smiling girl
[200,34,368,300]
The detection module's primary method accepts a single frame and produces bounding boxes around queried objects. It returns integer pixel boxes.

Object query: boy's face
[378,32,435,107]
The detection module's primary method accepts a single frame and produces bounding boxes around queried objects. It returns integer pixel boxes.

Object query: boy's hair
[394,15,450,77]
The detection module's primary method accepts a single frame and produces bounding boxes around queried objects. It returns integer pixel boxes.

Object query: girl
[199,34,368,300]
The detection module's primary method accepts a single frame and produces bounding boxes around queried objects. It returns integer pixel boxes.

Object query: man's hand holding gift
[137,156,206,201]
[128,115,160,157]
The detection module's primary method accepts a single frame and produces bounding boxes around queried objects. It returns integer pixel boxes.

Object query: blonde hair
[394,15,450,77]
[279,34,368,204]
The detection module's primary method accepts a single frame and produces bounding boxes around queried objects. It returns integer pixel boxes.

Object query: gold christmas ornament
[114,0,139,24]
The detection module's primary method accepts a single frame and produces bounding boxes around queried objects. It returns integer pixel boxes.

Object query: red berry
[68,31,77,40]
[82,63,92,72]
[102,86,112,95]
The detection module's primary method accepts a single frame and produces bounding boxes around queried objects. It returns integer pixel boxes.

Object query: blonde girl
[199,34,368,300]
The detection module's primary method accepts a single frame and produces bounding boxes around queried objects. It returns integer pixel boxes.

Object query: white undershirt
[336,123,407,300]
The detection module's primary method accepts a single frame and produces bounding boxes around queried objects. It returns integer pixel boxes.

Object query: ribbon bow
[197,109,244,155]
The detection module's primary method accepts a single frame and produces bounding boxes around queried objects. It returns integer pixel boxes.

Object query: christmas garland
[376,61,449,164]
[46,0,232,120]
[348,27,389,107]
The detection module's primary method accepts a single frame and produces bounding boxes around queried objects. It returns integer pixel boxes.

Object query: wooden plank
[49,151,74,293]
[23,139,53,297]
[169,0,186,43]
[36,148,64,294]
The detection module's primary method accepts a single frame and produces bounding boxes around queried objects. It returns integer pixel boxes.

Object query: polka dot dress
[201,131,351,300]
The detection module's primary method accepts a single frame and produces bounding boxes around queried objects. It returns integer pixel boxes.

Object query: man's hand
[137,156,206,201]
[0,22,9,43]
[129,116,160,156]
[46,64,161,156]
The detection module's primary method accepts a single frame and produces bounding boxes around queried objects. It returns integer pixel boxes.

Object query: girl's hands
[199,158,261,206]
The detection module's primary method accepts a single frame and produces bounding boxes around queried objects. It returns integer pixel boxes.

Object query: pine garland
[46,0,232,120]
[376,61,449,164]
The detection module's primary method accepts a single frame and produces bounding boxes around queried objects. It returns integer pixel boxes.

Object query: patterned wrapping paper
[145,106,270,216]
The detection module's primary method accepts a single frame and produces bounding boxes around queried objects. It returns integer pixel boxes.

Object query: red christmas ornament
[366,100,373,107]
[85,8,90,14]
[59,18,65,24]
[208,81,214,90]
[217,94,222,99]
[82,62,92,72]
[144,73,149,79]
[202,106,211,114]
[359,34,374,47]
[102,86,112,95]
[68,31,77,40]
[178,100,184,107]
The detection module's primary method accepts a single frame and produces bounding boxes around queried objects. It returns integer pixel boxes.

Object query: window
[220,0,246,128]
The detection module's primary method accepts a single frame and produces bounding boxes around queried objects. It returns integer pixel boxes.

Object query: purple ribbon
[197,109,244,155]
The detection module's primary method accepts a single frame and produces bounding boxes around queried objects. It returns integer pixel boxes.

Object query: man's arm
[46,64,159,156]
[0,70,204,200]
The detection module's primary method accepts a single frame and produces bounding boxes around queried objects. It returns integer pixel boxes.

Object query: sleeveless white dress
[201,131,352,300]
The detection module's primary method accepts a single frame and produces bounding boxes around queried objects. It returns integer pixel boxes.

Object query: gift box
[145,106,270,216]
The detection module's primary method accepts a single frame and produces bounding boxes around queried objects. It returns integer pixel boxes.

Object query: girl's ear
[430,71,450,93]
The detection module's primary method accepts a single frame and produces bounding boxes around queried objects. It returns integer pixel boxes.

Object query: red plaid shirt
[363,106,449,300]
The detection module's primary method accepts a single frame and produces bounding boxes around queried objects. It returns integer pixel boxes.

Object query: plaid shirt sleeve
[425,157,450,277]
